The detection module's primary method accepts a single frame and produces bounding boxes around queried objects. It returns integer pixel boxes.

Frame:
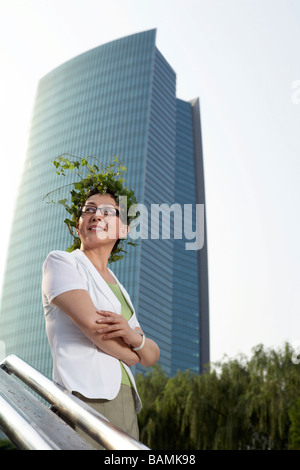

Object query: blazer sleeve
[42,251,88,304]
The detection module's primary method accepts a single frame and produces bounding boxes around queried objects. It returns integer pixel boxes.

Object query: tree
[0,438,17,450]
[136,343,300,450]
[288,397,300,449]
[135,364,168,449]
[246,343,300,449]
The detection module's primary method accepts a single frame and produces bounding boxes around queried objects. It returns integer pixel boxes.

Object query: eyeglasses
[81,205,120,217]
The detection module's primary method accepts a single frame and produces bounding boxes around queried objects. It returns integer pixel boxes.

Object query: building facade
[0,30,209,378]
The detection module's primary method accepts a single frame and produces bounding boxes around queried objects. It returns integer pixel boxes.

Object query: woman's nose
[92,209,104,219]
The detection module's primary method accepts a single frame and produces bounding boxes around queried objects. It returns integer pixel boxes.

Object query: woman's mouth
[89,224,106,232]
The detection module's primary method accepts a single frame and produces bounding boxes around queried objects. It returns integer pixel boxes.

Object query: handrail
[0,395,57,450]
[0,354,149,450]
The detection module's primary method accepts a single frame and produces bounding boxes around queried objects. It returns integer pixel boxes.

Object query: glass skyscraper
[0,30,209,378]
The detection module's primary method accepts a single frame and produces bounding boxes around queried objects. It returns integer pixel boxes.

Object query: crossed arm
[52,289,160,367]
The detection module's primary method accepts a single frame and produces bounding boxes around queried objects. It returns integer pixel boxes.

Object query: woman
[42,186,160,448]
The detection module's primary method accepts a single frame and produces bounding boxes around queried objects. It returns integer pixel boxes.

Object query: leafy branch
[43,153,139,262]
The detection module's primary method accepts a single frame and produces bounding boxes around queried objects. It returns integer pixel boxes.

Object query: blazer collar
[72,249,134,314]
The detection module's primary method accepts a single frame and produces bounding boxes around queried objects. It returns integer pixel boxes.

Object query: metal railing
[0,354,149,450]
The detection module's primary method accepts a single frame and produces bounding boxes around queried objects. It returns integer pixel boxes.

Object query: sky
[0,0,299,364]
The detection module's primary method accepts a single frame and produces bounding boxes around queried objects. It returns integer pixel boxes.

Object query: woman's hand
[96,310,144,349]
[51,290,139,366]
[96,310,160,367]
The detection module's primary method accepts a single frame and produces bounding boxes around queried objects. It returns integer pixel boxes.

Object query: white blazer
[42,249,142,412]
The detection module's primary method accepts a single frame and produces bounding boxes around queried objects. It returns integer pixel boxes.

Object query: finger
[96,310,115,316]
[97,324,126,335]
[96,316,110,323]
[96,315,120,324]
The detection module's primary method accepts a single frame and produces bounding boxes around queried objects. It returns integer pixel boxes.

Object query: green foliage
[43,154,139,262]
[136,343,300,450]
[135,365,169,449]
[288,397,300,449]
[0,438,17,450]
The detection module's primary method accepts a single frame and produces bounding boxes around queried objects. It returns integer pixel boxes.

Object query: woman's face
[77,193,128,249]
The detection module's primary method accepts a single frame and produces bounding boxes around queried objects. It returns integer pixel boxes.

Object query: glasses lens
[101,206,118,215]
[81,205,118,216]
[81,206,96,214]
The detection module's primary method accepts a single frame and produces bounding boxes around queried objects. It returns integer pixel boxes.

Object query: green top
[106,281,133,387]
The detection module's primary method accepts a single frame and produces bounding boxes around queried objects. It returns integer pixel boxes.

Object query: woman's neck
[80,246,110,272]
[81,247,117,284]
